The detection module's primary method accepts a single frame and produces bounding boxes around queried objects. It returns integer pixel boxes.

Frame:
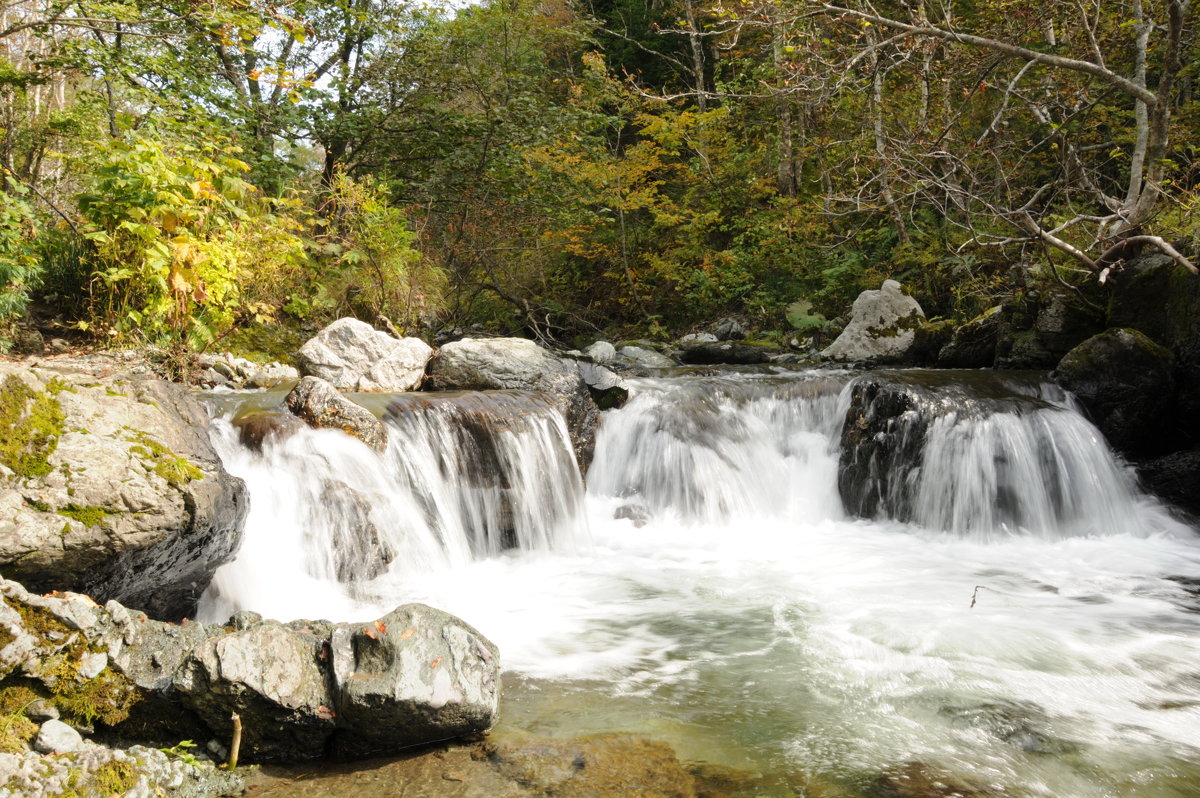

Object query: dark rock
[904,319,954,366]
[679,342,772,365]
[1051,328,1175,455]
[937,306,1003,368]
[1107,254,1200,445]
[231,410,303,452]
[427,337,600,472]
[1136,449,1200,516]
[285,376,388,452]
[315,482,395,582]
[0,365,248,622]
[11,328,44,356]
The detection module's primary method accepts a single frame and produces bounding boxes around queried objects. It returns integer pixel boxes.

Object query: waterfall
[200,368,1200,797]
[199,389,586,622]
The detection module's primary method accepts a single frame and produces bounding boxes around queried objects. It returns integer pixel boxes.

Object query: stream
[199,367,1200,796]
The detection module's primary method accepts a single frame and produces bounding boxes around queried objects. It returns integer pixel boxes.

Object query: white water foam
[200,371,1200,795]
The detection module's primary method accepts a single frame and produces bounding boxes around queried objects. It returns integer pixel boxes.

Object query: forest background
[0,0,1197,356]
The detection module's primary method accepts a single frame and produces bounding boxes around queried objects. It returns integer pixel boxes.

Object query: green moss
[123,429,202,487]
[0,685,40,753]
[92,760,139,795]
[0,375,66,479]
[24,498,51,513]
[865,310,924,340]
[57,504,113,528]
[224,322,304,365]
[55,668,140,727]
[104,388,126,397]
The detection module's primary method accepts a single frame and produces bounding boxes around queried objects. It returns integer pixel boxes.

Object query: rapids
[200,368,1200,796]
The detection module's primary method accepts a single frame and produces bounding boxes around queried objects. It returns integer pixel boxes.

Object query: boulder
[231,410,304,453]
[821,280,925,364]
[904,319,955,366]
[296,318,432,392]
[678,332,718,346]
[331,604,500,757]
[1136,449,1200,516]
[617,345,677,369]
[583,341,617,363]
[1051,328,1175,455]
[285,376,388,453]
[0,365,247,621]
[937,306,1004,368]
[33,719,83,753]
[427,338,600,470]
[0,578,501,764]
[1107,253,1200,445]
[678,342,771,365]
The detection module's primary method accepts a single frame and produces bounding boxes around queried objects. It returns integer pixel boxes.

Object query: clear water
[200,370,1200,796]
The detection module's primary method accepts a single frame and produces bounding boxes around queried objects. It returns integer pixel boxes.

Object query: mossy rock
[0,374,66,479]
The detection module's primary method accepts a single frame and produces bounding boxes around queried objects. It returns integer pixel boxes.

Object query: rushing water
[200,369,1200,796]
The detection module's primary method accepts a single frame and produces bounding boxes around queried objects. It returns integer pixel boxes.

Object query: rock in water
[1052,328,1175,455]
[679,341,771,365]
[821,279,925,364]
[331,604,500,757]
[427,337,600,470]
[285,376,388,452]
[583,340,617,363]
[296,317,432,392]
[617,345,677,368]
[0,365,247,621]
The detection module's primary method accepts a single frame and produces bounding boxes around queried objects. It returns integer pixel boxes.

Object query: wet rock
[330,604,500,757]
[937,306,1003,368]
[1136,449,1200,516]
[822,280,925,364]
[583,340,617,363]
[285,376,388,453]
[427,337,600,471]
[231,410,304,452]
[576,361,628,410]
[314,482,394,582]
[904,319,954,366]
[618,345,677,368]
[297,317,432,392]
[33,719,83,753]
[1052,328,1175,455]
[939,701,1078,756]
[679,341,772,365]
[0,364,248,621]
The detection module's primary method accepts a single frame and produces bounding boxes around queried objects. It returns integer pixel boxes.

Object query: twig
[226,712,242,770]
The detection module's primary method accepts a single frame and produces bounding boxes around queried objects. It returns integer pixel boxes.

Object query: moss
[0,375,66,479]
[865,310,924,340]
[224,322,304,365]
[8,598,141,727]
[55,668,140,727]
[57,504,113,528]
[0,685,40,753]
[103,388,126,397]
[123,429,202,487]
[92,760,139,795]
[24,497,51,513]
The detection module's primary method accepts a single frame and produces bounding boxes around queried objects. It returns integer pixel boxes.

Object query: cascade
[200,368,1200,797]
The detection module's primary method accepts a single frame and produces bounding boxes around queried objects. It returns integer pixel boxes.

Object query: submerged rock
[1136,449,1200,516]
[0,364,247,621]
[1051,328,1175,455]
[821,280,925,364]
[297,317,432,392]
[427,337,600,471]
[231,410,304,452]
[285,376,388,452]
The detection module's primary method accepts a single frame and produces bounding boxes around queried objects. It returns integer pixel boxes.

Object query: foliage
[315,172,445,334]
[0,180,39,346]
